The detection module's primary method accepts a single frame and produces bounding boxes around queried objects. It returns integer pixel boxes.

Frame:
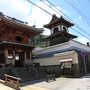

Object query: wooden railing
[4,74,21,88]
[0,39,34,46]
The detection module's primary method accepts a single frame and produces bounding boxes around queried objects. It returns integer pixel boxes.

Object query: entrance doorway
[15,52,24,67]
[61,62,73,76]
[59,58,73,76]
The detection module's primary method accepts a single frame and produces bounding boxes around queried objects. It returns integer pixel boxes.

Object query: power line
[71,28,90,41]
[45,0,69,18]
[77,0,90,19]
[44,0,90,38]
[40,0,90,38]
[45,0,88,27]
[64,0,90,36]
[26,0,90,41]
[26,0,52,16]
[66,0,90,24]
[40,0,61,16]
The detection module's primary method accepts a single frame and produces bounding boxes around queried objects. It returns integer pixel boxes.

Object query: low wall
[0,68,9,79]
[38,65,61,77]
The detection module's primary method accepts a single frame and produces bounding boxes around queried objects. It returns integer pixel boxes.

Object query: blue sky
[0,0,90,44]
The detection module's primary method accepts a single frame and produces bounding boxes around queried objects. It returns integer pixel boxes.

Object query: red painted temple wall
[23,34,29,43]
[1,29,30,44]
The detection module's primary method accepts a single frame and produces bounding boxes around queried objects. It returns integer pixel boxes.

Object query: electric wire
[27,0,52,16]
[44,0,90,39]
[26,0,90,41]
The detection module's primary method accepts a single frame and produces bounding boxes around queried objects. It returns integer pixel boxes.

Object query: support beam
[30,51,32,60]
[4,49,8,64]
[30,51,33,65]
[24,51,27,65]
[13,51,15,65]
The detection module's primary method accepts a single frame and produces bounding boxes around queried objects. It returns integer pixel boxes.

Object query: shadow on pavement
[21,78,46,87]
[80,74,90,78]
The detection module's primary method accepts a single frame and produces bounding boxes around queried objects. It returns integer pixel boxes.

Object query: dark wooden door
[15,52,24,67]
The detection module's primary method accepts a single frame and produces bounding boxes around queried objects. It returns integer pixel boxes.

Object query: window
[8,54,13,59]
[61,62,72,68]
[8,50,13,59]
[63,27,67,31]
[53,27,58,33]
[15,54,19,61]
[15,36,22,43]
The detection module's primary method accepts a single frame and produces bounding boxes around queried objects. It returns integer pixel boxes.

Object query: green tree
[30,34,48,48]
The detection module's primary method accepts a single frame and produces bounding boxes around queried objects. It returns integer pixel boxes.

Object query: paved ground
[21,85,50,90]
[0,82,50,90]
[22,75,90,90]
[1,75,90,90]
[22,77,74,90]
[0,79,50,90]
[0,83,14,90]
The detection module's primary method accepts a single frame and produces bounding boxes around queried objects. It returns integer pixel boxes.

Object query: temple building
[44,15,77,46]
[0,12,42,68]
[33,14,90,77]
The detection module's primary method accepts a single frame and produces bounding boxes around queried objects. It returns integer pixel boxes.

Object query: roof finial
[60,15,63,18]
[52,14,58,18]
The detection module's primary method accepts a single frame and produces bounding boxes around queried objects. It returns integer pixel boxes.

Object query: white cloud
[0,0,31,21]
[28,1,63,35]
[77,37,89,45]
[0,0,62,35]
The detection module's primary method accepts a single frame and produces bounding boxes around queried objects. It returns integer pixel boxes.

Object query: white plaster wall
[56,53,78,64]
[57,25,60,31]
[33,52,78,66]
[33,57,60,66]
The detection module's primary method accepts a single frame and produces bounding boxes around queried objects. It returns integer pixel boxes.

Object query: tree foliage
[30,34,48,48]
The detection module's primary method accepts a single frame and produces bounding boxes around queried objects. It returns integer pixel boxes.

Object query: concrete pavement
[1,75,90,90]
[0,83,14,90]
[22,75,90,90]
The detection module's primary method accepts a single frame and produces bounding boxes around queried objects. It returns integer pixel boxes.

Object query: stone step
[10,67,38,82]
[10,67,48,82]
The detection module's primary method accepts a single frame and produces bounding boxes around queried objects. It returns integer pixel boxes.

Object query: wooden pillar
[30,51,32,60]
[24,51,27,65]
[4,49,8,64]
[13,51,15,65]
[30,51,33,65]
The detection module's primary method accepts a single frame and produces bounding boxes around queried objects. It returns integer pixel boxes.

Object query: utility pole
[83,56,87,75]
[81,50,87,75]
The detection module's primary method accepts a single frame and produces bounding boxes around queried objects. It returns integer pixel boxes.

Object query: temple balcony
[0,39,34,47]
